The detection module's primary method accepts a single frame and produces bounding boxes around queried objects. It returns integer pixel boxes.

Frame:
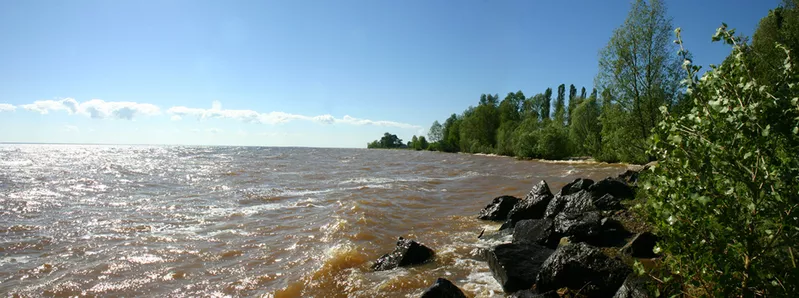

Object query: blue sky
[0,0,780,147]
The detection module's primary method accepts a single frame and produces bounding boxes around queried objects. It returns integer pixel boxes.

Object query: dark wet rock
[560,178,595,196]
[512,219,561,249]
[420,278,468,298]
[620,232,660,258]
[372,237,434,271]
[590,217,632,247]
[478,195,521,221]
[511,290,559,298]
[613,276,652,298]
[525,179,554,200]
[589,177,635,200]
[536,242,632,298]
[543,194,567,218]
[501,181,554,230]
[594,193,624,211]
[486,242,554,293]
[554,211,602,242]
[560,190,598,215]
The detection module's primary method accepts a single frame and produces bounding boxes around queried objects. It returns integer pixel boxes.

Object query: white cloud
[335,115,420,129]
[14,98,421,129]
[167,101,421,129]
[313,114,335,124]
[207,128,223,134]
[20,98,160,120]
[0,103,15,112]
[21,98,77,114]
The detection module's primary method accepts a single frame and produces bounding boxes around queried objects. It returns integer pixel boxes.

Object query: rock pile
[371,169,658,297]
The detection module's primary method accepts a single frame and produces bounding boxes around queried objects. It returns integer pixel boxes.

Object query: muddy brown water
[0,145,627,297]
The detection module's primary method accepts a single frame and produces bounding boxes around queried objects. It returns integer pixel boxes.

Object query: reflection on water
[0,145,626,297]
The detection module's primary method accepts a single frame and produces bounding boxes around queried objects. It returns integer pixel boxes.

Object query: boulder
[420,278,468,298]
[554,211,602,242]
[478,195,520,221]
[620,232,660,258]
[512,219,561,249]
[590,217,632,247]
[613,276,652,298]
[372,237,435,271]
[543,194,567,219]
[589,177,635,200]
[560,190,598,215]
[525,179,554,200]
[501,181,554,229]
[510,290,558,298]
[594,193,623,211]
[486,242,554,293]
[536,242,632,298]
[560,178,595,196]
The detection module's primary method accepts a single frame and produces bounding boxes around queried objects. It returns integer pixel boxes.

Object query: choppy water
[0,145,627,297]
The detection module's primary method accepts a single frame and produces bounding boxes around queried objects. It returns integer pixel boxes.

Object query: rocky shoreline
[370,166,657,297]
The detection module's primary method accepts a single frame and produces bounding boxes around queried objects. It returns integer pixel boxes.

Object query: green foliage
[536,123,571,160]
[440,114,461,152]
[644,25,799,296]
[569,95,602,156]
[542,88,553,120]
[513,117,541,158]
[408,135,429,150]
[555,84,566,125]
[367,132,404,149]
[596,0,681,163]
[459,94,500,153]
[744,1,799,87]
[597,96,649,164]
[428,120,443,143]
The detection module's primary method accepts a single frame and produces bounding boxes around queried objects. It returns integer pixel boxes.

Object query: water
[0,145,627,297]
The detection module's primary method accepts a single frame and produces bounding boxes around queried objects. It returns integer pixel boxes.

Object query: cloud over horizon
[20,98,160,120]
[7,98,421,130]
[0,103,16,112]
[168,100,421,129]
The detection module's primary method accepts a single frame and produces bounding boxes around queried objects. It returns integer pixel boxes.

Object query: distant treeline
[367,132,430,150]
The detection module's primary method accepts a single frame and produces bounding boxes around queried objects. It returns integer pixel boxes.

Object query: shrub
[643,25,799,296]
[536,124,571,160]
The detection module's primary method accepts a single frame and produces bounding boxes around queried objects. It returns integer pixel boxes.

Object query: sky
[0,0,782,147]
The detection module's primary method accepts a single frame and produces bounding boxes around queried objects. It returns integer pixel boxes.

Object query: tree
[418,136,429,150]
[554,84,566,125]
[536,124,570,160]
[379,133,403,148]
[428,121,443,143]
[569,94,602,156]
[580,87,586,100]
[567,84,578,125]
[743,0,799,86]
[460,94,500,153]
[441,114,461,152]
[366,132,403,149]
[596,0,681,163]
[411,135,419,150]
[541,88,552,120]
[497,91,525,156]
